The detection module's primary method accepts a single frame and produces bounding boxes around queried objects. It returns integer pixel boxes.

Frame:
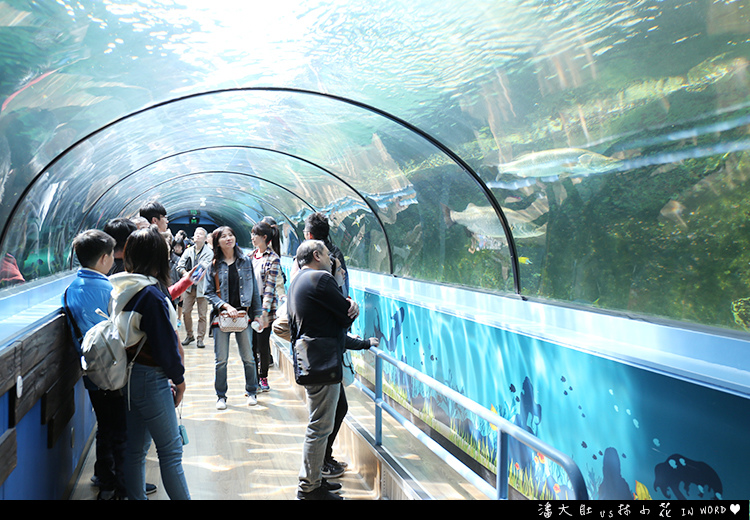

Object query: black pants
[252,326,272,378]
[88,388,127,496]
[325,383,348,463]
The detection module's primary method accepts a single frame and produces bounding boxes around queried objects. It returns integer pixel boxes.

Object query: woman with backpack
[110,226,190,500]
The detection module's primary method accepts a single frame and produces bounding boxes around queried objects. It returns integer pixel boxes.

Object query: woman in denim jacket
[205,226,264,409]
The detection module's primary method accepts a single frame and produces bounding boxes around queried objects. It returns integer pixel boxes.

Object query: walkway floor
[69,328,377,500]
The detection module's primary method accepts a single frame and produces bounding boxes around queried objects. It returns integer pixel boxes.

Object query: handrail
[356,346,589,500]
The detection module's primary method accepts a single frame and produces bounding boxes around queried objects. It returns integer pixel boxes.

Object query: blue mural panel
[350,286,750,500]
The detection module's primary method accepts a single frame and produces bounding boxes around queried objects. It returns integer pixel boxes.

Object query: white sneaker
[246,394,257,406]
[216,397,227,410]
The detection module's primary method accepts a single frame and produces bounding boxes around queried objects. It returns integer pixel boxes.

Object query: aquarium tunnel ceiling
[2,0,750,334]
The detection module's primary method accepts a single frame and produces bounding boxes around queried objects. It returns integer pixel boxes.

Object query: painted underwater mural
[348,287,750,500]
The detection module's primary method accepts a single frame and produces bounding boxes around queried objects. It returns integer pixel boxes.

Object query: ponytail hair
[258,217,281,255]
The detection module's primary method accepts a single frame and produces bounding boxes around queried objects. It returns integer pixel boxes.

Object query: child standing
[63,229,124,500]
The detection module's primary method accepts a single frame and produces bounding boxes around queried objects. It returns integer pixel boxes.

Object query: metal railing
[355,346,589,500]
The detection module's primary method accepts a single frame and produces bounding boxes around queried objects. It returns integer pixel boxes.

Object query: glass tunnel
[2,0,750,501]
[2,0,750,332]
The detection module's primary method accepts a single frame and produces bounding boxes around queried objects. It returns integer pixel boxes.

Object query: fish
[659,199,687,229]
[444,202,548,253]
[442,197,549,241]
[634,481,652,500]
[495,148,619,180]
[509,221,547,240]
[686,53,748,92]
[487,177,542,190]
[443,203,506,238]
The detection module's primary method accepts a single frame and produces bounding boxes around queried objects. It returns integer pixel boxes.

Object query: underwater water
[406,0,750,333]
[1,2,750,330]
[1,1,749,502]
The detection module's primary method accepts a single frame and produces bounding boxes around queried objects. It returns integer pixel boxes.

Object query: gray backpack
[80,307,145,391]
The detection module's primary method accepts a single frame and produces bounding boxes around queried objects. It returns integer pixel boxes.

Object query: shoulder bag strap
[63,288,84,343]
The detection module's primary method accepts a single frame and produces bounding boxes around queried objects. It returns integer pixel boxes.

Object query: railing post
[375,353,383,446]
[497,430,509,500]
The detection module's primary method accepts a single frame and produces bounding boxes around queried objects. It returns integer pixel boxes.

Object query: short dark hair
[73,229,115,269]
[304,212,329,241]
[103,217,137,253]
[123,226,171,286]
[139,201,167,224]
[296,240,325,268]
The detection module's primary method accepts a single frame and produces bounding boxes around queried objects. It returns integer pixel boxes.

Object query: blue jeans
[124,364,190,500]
[213,325,258,398]
[298,383,341,493]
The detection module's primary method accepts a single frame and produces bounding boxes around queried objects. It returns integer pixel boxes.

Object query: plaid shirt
[253,247,281,317]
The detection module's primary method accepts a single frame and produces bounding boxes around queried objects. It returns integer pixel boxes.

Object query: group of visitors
[64,202,196,500]
[63,203,374,500]
[287,216,379,500]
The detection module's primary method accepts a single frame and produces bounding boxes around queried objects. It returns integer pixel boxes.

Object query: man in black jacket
[288,240,377,500]
[301,212,351,478]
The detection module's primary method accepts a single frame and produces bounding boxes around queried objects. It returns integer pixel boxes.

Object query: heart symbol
[730,504,740,515]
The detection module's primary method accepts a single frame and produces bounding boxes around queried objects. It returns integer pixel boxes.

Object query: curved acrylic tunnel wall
[0,0,750,335]
[1,89,514,292]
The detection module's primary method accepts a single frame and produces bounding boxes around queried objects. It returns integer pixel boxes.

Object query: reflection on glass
[0,0,749,333]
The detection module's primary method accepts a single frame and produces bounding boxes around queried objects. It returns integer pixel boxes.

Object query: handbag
[271,301,291,341]
[211,270,248,332]
[293,335,342,386]
[218,310,248,332]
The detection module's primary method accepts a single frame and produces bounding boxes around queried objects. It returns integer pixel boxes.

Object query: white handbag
[218,310,249,332]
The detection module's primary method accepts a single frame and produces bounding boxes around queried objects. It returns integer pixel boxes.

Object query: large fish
[442,198,547,241]
[496,148,619,179]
